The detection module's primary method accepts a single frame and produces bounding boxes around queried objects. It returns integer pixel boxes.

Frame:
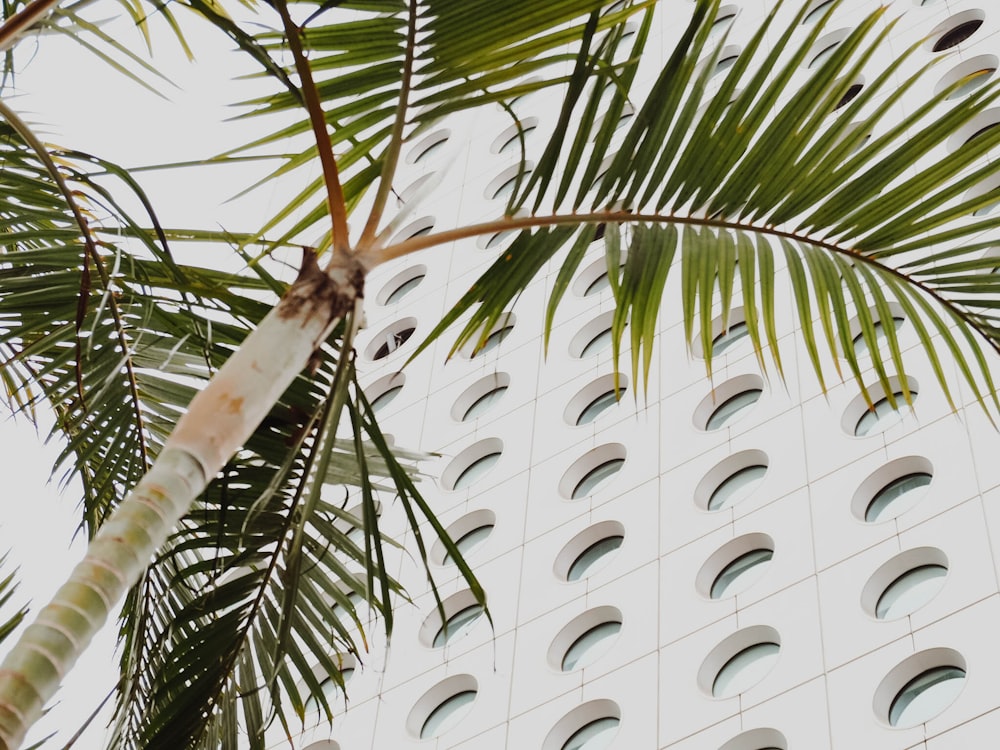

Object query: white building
[296,1,1000,748]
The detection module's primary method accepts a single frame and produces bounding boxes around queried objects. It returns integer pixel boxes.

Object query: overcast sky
[1,6,288,746]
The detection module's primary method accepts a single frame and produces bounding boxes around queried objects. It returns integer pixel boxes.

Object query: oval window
[933,20,982,53]
[485,230,517,249]
[384,274,425,304]
[706,389,762,430]
[803,0,834,24]
[865,472,932,522]
[708,465,767,511]
[889,666,965,727]
[474,325,513,357]
[710,10,737,39]
[854,391,915,436]
[715,55,739,75]
[572,458,624,499]
[711,322,749,356]
[420,690,476,738]
[372,327,415,360]
[834,83,863,110]
[433,604,485,648]
[561,716,619,750]
[567,535,624,582]
[561,620,622,671]
[304,667,354,715]
[809,42,839,69]
[411,132,449,164]
[462,386,508,421]
[443,524,494,564]
[498,125,537,154]
[584,271,612,296]
[875,564,947,620]
[712,642,780,697]
[581,328,614,357]
[453,452,501,491]
[492,174,527,200]
[853,317,904,358]
[577,389,621,425]
[948,67,995,99]
[371,385,403,413]
[711,549,773,599]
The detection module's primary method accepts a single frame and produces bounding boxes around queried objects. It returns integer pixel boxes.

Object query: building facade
[296,1,1000,748]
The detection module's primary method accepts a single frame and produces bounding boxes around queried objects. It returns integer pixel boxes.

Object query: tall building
[293,1,1000,748]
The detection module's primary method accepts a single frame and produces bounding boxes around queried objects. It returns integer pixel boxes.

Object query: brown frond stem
[0,0,59,51]
[357,0,417,247]
[360,210,1000,358]
[273,0,351,256]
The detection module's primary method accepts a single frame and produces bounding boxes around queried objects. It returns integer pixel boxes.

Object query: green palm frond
[176,0,647,250]
[0,556,28,648]
[405,0,1000,420]
[0,117,481,747]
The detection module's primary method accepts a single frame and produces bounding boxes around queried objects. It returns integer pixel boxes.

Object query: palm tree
[0,0,997,746]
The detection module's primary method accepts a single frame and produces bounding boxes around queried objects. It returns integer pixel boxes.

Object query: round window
[874,649,967,729]
[865,472,932,522]
[876,564,948,620]
[572,459,625,499]
[560,444,627,500]
[420,690,476,738]
[708,464,767,511]
[715,54,739,75]
[370,384,403,413]
[443,440,504,491]
[303,661,355,716]
[852,317,904,358]
[454,452,502,491]
[565,374,629,426]
[409,130,449,164]
[706,389,762,430]
[433,604,485,648]
[890,666,965,727]
[854,391,915,436]
[809,42,839,69]
[581,328,614,358]
[498,125,537,154]
[802,0,834,24]
[711,549,774,599]
[834,82,863,110]
[567,535,624,582]
[933,19,983,52]
[718,728,787,750]
[377,265,427,305]
[711,321,749,356]
[585,271,612,297]
[463,386,508,421]
[451,373,510,422]
[374,327,414,359]
[561,717,619,750]
[474,325,513,357]
[950,67,995,99]
[713,642,780,697]
[542,701,622,750]
[561,621,622,671]
[444,524,494,564]
[432,509,497,566]
[577,390,620,425]
[384,274,424,304]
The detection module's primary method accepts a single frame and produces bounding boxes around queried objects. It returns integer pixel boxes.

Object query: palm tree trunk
[0,249,364,750]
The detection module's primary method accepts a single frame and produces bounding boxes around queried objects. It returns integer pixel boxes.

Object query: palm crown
[0,0,996,747]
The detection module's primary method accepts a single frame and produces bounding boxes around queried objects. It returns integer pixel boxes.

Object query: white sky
[0,5,296,746]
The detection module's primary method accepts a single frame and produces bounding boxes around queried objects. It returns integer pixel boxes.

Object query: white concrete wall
[294,1,1000,748]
